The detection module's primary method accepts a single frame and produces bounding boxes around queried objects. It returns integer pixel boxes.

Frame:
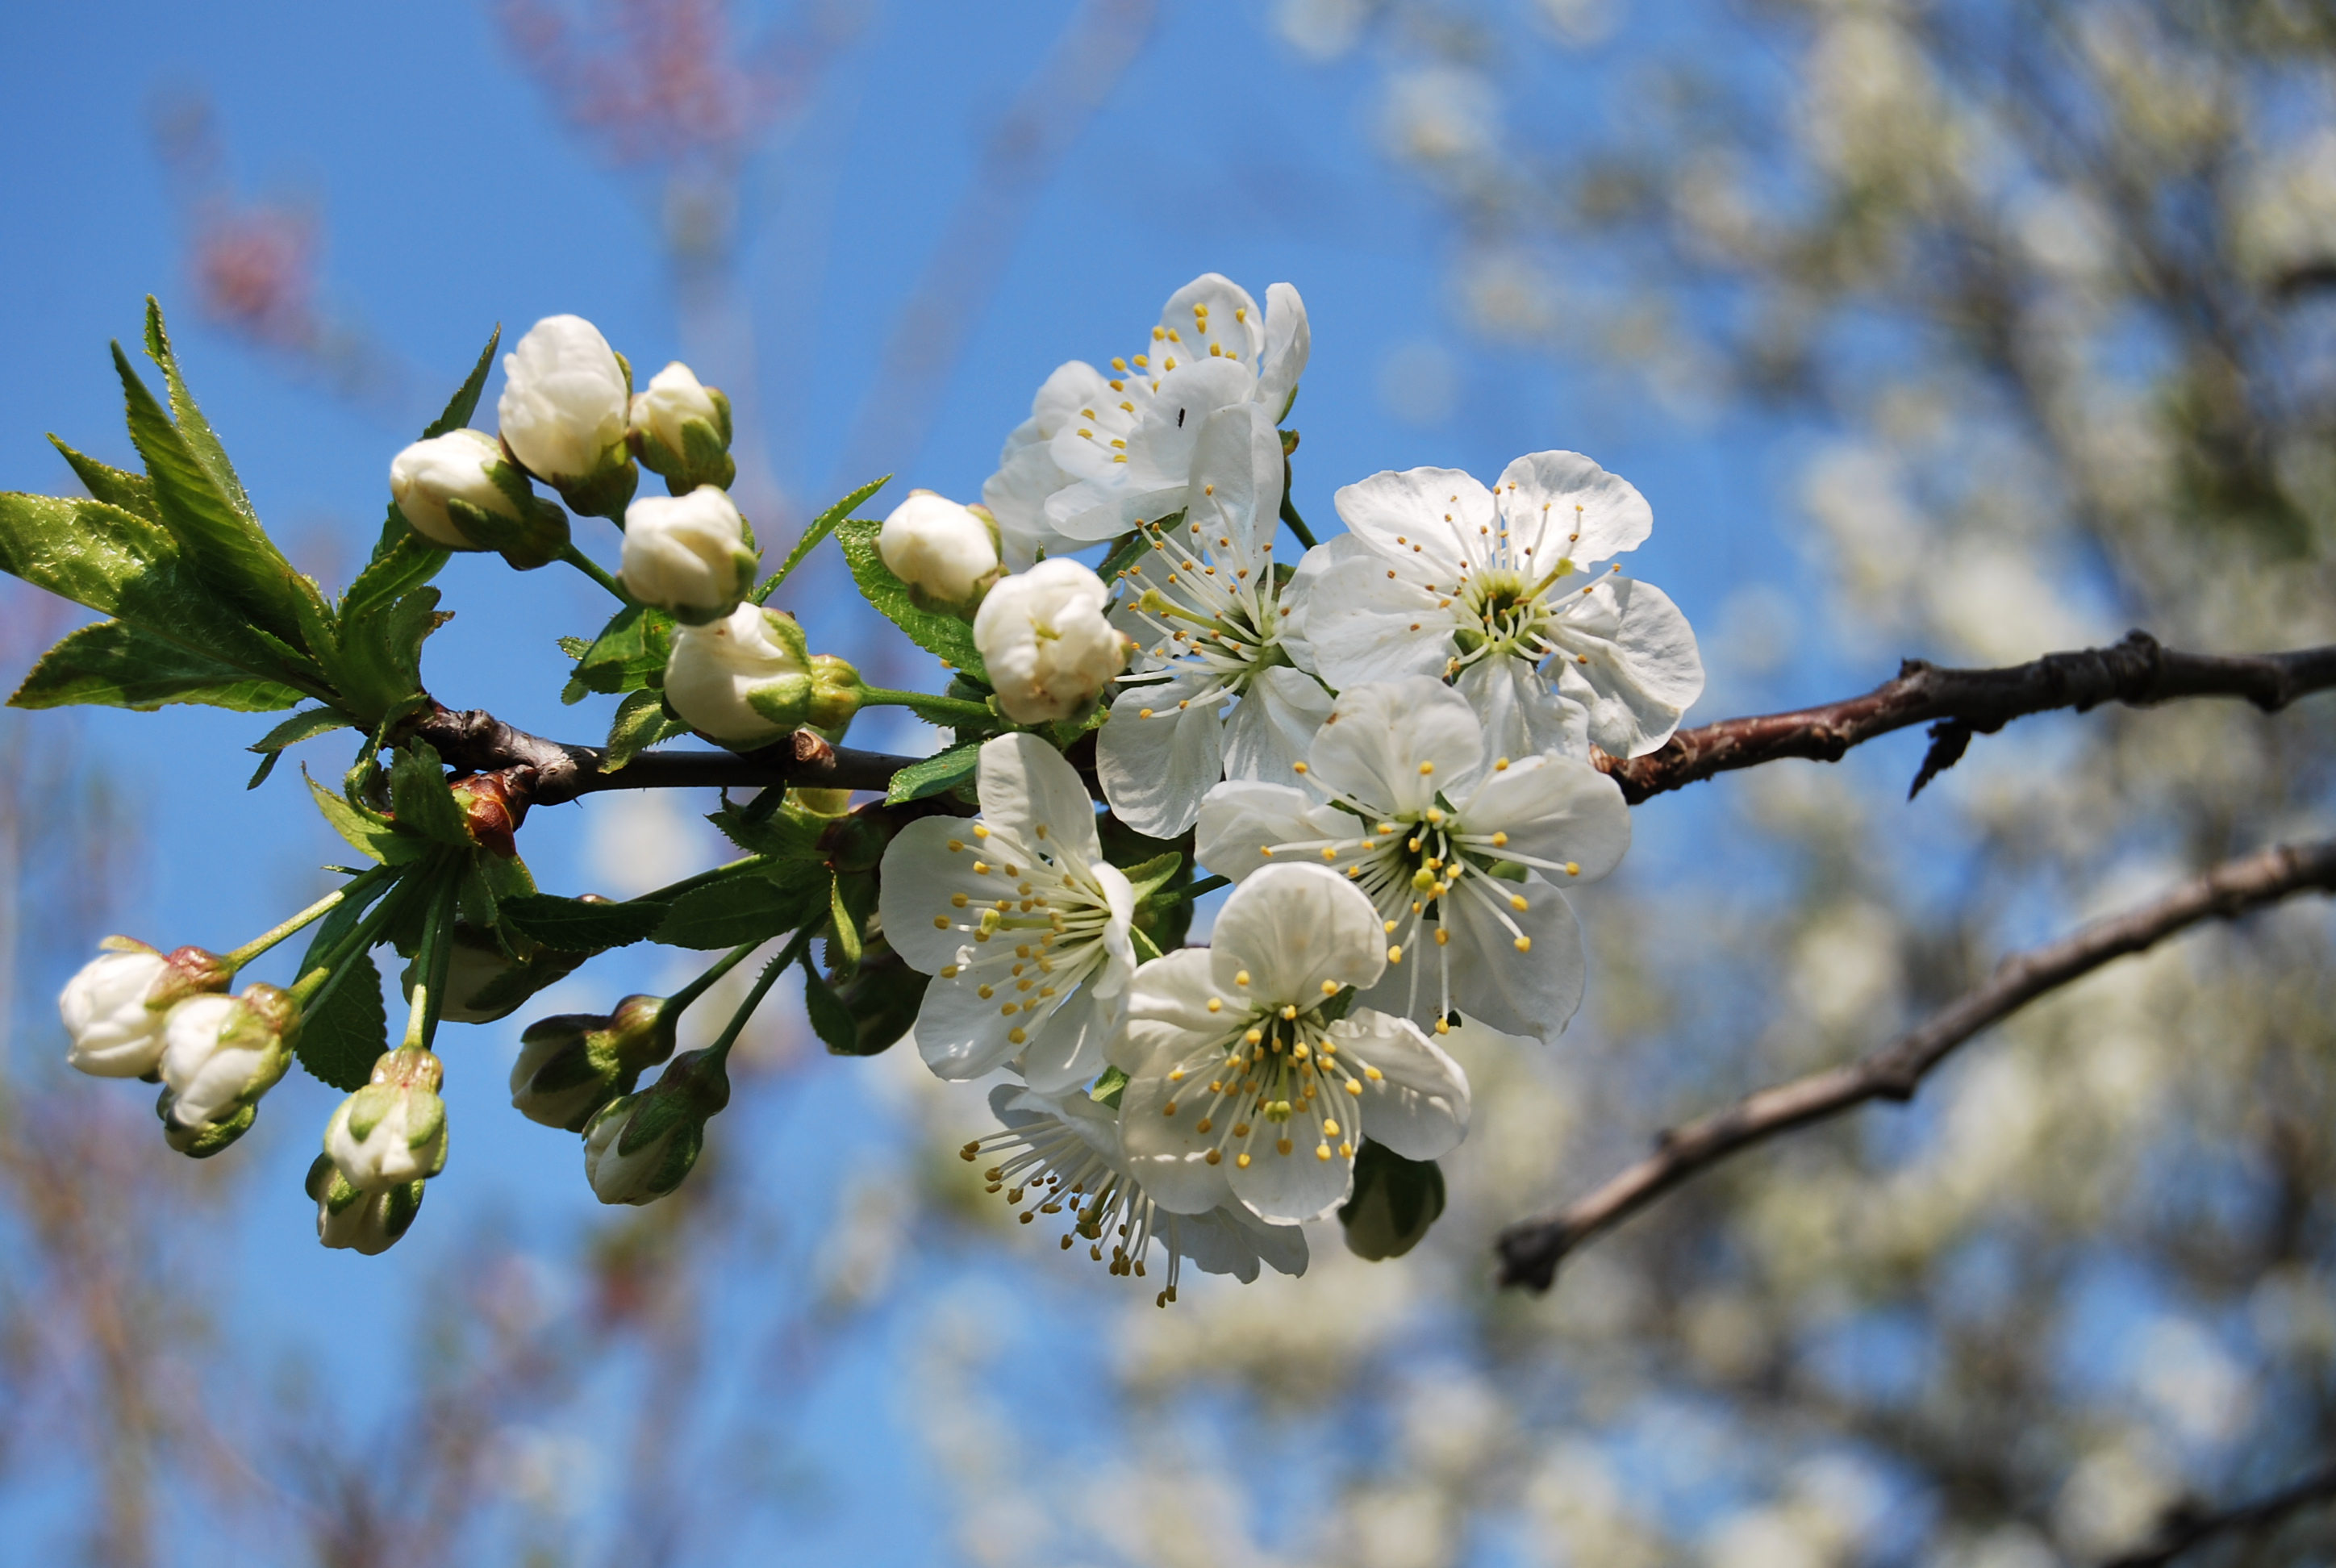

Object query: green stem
[220,865,393,972]
[665,938,762,1018]
[860,686,997,728]
[705,926,816,1063]
[289,869,423,1011]
[412,873,459,1053]
[560,541,634,604]
[1178,874,1231,903]
[1279,493,1319,552]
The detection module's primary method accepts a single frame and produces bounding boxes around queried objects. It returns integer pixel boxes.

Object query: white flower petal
[1454,653,1588,763]
[1257,281,1311,417]
[1493,449,1654,569]
[1160,273,1266,362]
[1549,576,1705,756]
[913,964,1039,1081]
[876,817,1011,973]
[1091,862,1138,999]
[976,734,1105,866]
[1186,402,1284,550]
[1194,779,1346,883]
[1458,754,1631,882]
[1336,1010,1471,1161]
[983,414,1080,570]
[1441,874,1587,1040]
[1220,666,1333,786]
[1308,678,1486,815]
[1304,549,1459,690]
[1015,982,1115,1092]
[1330,465,1489,577]
[1227,1116,1354,1224]
[1279,533,1370,673]
[1096,674,1228,839]
[1117,1034,1241,1214]
[1228,1199,1310,1276]
[1112,948,1225,1073]
[1206,862,1385,1005]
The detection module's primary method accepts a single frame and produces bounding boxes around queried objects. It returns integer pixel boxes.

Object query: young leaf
[819,941,929,1057]
[605,689,691,770]
[799,957,859,1054]
[565,604,674,698]
[1088,1065,1130,1108]
[1117,850,1183,903]
[421,326,502,440]
[343,515,448,619]
[828,874,865,980]
[754,473,890,603]
[501,894,673,950]
[307,771,427,865]
[141,298,257,522]
[48,436,159,522]
[387,741,474,849]
[328,586,452,729]
[833,518,986,678]
[706,797,827,859]
[248,705,353,757]
[9,620,306,714]
[653,868,824,949]
[883,741,981,805]
[297,948,388,1092]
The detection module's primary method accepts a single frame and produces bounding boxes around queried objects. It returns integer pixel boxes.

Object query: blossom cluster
[36,273,1697,1296]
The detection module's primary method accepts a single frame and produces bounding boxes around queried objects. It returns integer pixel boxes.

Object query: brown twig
[405,703,924,806]
[2103,1458,2336,1566]
[1596,631,2336,806]
[1495,838,2336,1291]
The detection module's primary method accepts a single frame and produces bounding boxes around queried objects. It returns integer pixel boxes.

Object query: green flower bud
[1337,1140,1446,1261]
[580,1048,729,1206]
[627,361,736,494]
[307,1153,426,1256]
[323,1049,448,1191]
[510,994,677,1132]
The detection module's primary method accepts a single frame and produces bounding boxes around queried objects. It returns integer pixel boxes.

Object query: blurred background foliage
[4,0,2336,1564]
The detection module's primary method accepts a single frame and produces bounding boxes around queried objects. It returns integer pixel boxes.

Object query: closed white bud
[388,429,524,550]
[307,1154,425,1255]
[879,490,1002,613]
[628,361,735,491]
[662,602,811,747]
[324,1049,449,1191]
[59,939,227,1078]
[973,558,1129,724]
[581,1049,728,1206]
[158,984,295,1132]
[620,486,760,624]
[497,314,632,486]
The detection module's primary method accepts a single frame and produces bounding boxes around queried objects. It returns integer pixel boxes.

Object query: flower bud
[433,921,590,1025]
[972,558,1129,724]
[661,603,812,748]
[156,983,296,1139]
[60,939,231,1078]
[580,1048,729,1207]
[323,1048,449,1191]
[620,486,761,625]
[448,769,530,858]
[628,361,736,494]
[496,314,637,517]
[510,994,678,1132]
[307,1154,425,1256]
[878,490,1002,616]
[1336,1140,1447,1261]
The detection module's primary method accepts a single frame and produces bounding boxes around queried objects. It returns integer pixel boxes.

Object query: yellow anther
[1277,1138,1293,1156]
[1162,1102,1177,1116]
[1510,894,1529,911]
[1435,928,1450,946]
[1235,970,1250,986]
[1345,1078,1362,1095]
[1237,1153,1252,1168]
[1294,761,1309,774]
[1009,1027,1027,1044]
[1315,1144,1332,1160]
[1207,997,1223,1013]
[1566,861,1581,876]
[1387,945,1404,964]
[1322,1119,1340,1136]
[1205,1149,1221,1165]
[1491,832,1508,847]
[1139,707,1154,719]
[1514,936,1533,953]
[951,893,970,908]
[1168,1068,1184,1082]
[977,984,995,999]
[1320,979,1339,995]
[932,915,952,929]
[1494,757,1510,771]
[1418,761,1434,775]
[1279,1005,1298,1020]
[1245,1028,1263,1045]
[947,839,964,852]
[940,965,959,979]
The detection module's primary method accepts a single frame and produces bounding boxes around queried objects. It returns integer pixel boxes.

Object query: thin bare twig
[1596,631,2336,806]
[2103,1458,2336,1567]
[1495,838,2336,1291]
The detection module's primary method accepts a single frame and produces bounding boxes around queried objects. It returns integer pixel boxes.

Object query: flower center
[935,828,1116,1047]
[959,1118,1187,1305]
[1454,563,1571,662]
[1162,990,1376,1171]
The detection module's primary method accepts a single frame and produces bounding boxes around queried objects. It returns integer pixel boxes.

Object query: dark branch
[2103,1458,2336,1567]
[1595,632,2336,806]
[405,703,926,807]
[1495,838,2336,1292]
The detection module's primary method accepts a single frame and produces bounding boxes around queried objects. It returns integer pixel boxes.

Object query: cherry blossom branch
[1494,838,2336,1292]
[2102,1458,2336,1567]
[403,703,924,806]
[1596,631,2336,806]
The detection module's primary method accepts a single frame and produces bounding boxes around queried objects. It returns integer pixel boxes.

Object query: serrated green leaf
[307,772,426,865]
[48,436,159,521]
[142,298,257,521]
[388,742,473,848]
[249,704,352,755]
[707,798,827,859]
[327,586,450,729]
[1119,850,1183,903]
[884,741,981,805]
[654,869,823,949]
[565,604,675,699]
[755,474,889,603]
[297,948,387,1092]
[421,326,501,440]
[833,519,987,678]
[605,690,691,771]
[344,515,448,619]
[828,874,865,979]
[0,493,327,695]
[501,895,672,950]
[557,636,591,660]
[799,957,858,1054]
[112,339,303,642]
[8,619,306,714]
[1088,1064,1129,1107]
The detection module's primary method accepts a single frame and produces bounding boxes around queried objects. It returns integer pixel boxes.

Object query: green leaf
[113,338,302,642]
[1130,925,1163,963]
[565,604,674,699]
[828,874,865,979]
[883,741,982,805]
[141,298,258,522]
[421,326,501,440]
[307,772,424,865]
[820,940,926,1056]
[755,474,889,603]
[9,619,306,714]
[249,704,352,755]
[387,741,473,848]
[799,958,858,1054]
[833,519,986,678]
[325,586,451,729]
[1088,1065,1130,1108]
[1337,1141,1446,1261]
[1118,850,1183,903]
[344,515,448,619]
[706,798,827,860]
[500,894,672,951]
[297,948,387,1092]
[48,436,158,521]
[605,689,691,771]
[654,867,824,949]
[0,494,325,693]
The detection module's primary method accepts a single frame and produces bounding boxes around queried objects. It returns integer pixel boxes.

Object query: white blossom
[158,987,293,1130]
[961,1082,1306,1307]
[581,1091,694,1206]
[878,490,1002,611]
[972,558,1128,724]
[308,1156,425,1255]
[981,273,1310,559]
[389,428,524,550]
[628,361,722,457]
[620,485,760,623]
[876,733,1137,1091]
[662,602,811,747]
[323,1049,449,1191]
[1111,862,1471,1224]
[1198,678,1629,1043]
[496,314,629,484]
[58,941,175,1078]
[1304,451,1704,760]
[1097,402,1333,837]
